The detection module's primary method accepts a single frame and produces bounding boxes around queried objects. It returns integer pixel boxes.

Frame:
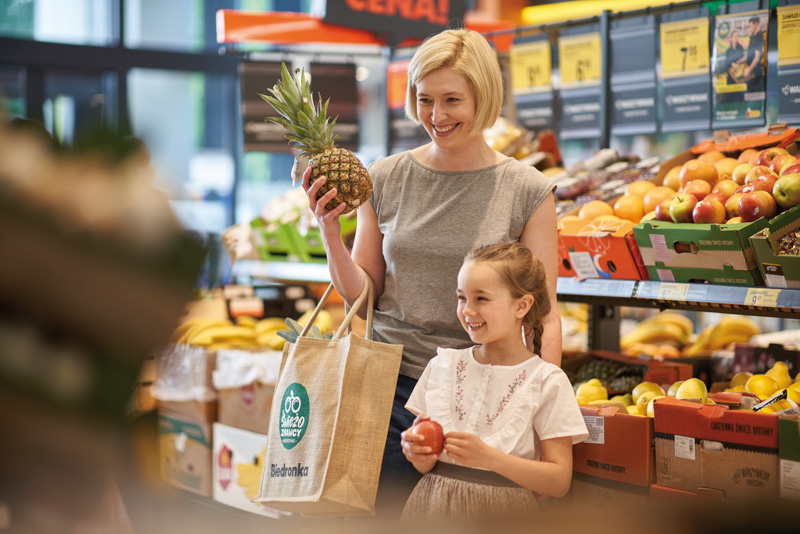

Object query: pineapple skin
[309,147,372,214]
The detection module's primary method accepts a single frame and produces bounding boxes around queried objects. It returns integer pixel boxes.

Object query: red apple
[705,192,729,205]
[725,192,745,219]
[739,190,777,222]
[712,179,739,198]
[738,148,759,164]
[654,198,673,222]
[779,161,800,177]
[411,420,444,454]
[769,153,797,175]
[679,159,718,189]
[751,174,779,195]
[773,172,800,210]
[731,163,753,185]
[733,184,754,195]
[682,179,712,200]
[669,193,699,223]
[692,199,727,224]
[745,165,777,185]
[756,147,790,168]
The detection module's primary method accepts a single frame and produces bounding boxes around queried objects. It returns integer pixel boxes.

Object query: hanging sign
[558,28,602,139]
[609,16,657,136]
[510,35,555,131]
[240,61,293,153]
[711,10,769,129]
[777,4,800,125]
[660,12,711,132]
[308,62,360,152]
[322,0,466,45]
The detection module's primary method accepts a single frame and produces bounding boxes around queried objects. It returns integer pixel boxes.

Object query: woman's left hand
[443,432,494,469]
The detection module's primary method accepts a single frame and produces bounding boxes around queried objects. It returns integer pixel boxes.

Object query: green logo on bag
[279,383,309,449]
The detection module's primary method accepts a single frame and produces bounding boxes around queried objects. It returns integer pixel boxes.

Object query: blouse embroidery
[486,370,527,427]
[454,359,467,421]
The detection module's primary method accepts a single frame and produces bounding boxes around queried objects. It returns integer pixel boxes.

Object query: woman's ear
[516,295,534,318]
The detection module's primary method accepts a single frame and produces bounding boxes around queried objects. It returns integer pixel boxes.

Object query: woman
[302,28,561,513]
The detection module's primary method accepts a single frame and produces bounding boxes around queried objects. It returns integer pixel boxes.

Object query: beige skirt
[401,462,539,523]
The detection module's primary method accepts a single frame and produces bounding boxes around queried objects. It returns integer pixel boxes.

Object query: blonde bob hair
[405,29,503,136]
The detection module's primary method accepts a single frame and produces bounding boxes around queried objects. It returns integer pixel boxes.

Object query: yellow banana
[620,321,688,351]
[190,325,257,346]
[173,316,229,342]
[255,317,289,334]
[682,326,712,356]
[296,309,333,333]
[256,331,286,350]
[647,311,694,338]
[707,316,760,350]
[235,315,259,327]
[177,318,233,344]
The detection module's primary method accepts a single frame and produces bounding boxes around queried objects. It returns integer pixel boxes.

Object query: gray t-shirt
[368,151,555,379]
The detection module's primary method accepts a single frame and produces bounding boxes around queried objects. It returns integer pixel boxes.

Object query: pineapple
[259,62,372,214]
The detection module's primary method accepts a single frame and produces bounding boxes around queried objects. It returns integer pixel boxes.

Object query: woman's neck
[413,138,504,172]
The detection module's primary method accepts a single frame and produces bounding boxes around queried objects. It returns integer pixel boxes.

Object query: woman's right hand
[303,166,348,243]
[400,414,440,464]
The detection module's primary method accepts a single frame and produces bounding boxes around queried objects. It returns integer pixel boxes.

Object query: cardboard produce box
[213,349,282,434]
[750,207,800,288]
[573,405,655,487]
[779,415,800,501]
[570,472,649,509]
[654,397,780,500]
[158,411,213,497]
[212,423,281,518]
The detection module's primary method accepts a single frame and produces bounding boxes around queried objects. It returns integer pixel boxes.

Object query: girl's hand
[400,414,440,464]
[303,166,347,242]
[443,431,494,469]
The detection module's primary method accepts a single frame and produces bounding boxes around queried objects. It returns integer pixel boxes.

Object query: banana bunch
[620,311,693,351]
[682,316,760,356]
[170,309,334,351]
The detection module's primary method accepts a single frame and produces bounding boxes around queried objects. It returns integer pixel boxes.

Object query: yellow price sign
[660,18,710,78]
[657,283,690,301]
[509,40,551,94]
[745,288,780,307]
[778,5,800,67]
[558,32,601,87]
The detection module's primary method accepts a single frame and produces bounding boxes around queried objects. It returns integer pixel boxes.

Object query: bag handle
[298,267,374,341]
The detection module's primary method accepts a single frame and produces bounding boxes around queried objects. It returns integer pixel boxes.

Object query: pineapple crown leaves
[276,317,332,343]
[257,62,340,157]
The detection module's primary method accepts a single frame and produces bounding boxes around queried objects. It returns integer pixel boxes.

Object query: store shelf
[231,260,332,284]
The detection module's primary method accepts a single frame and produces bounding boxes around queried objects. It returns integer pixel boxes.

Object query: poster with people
[711,10,769,128]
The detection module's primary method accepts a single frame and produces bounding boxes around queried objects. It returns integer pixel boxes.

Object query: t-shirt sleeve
[532,368,589,444]
[405,358,435,416]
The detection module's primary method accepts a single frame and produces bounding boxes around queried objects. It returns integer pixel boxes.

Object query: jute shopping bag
[253,271,402,516]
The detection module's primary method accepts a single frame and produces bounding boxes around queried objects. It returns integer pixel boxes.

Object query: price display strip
[232,260,332,284]
[660,16,710,79]
[558,31,602,89]
[557,278,636,300]
[510,34,556,130]
[777,4,800,125]
[609,15,657,136]
[558,25,602,139]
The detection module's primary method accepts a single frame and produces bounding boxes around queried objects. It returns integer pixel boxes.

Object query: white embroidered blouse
[406,347,589,464]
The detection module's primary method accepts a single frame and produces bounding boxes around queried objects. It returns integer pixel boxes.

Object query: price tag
[583,416,605,445]
[509,40,551,94]
[745,287,780,307]
[558,32,602,87]
[568,251,599,279]
[778,5,800,67]
[658,283,690,301]
[660,18,710,78]
[674,435,696,461]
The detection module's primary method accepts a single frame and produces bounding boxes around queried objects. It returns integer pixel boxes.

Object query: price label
[778,5,800,67]
[658,283,690,301]
[660,18,710,78]
[558,32,602,87]
[745,288,780,307]
[509,40,551,94]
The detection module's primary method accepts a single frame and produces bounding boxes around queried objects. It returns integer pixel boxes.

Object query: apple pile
[656,147,800,225]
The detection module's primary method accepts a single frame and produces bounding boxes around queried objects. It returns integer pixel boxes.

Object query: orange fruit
[680,159,719,189]
[613,195,645,223]
[626,180,657,198]
[714,157,741,182]
[643,186,677,213]
[663,166,682,191]
[698,150,726,163]
[557,215,585,234]
[640,210,657,223]
[578,200,614,221]
[738,148,759,164]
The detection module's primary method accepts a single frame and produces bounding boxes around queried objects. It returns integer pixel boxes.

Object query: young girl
[400,242,588,521]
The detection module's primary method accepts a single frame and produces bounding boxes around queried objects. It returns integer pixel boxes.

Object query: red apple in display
[692,199,727,224]
[725,192,745,219]
[679,159,718,189]
[739,190,777,222]
[712,179,739,198]
[704,192,729,206]
[745,165,777,185]
[669,193,699,223]
[411,420,444,454]
[654,198,673,222]
[755,147,790,168]
[769,153,797,175]
[780,161,800,177]
[682,179,712,200]
[751,173,779,195]
[773,173,800,210]
[733,184,754,195]
[731,163,753,185]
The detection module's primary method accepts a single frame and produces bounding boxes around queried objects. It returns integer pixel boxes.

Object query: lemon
[725,385,746,393]
[610,393,634,407]
[786,388,800,404]
[626,404,644,416]
[730,371,753,388]
[666,381,684,397]
[636,390,663,416]
[766,362,792,389]
[575,378,608,405]
[745,374,778,400]
[675,378,708,402]
[646,395,666,417]
[632,382,665,404]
